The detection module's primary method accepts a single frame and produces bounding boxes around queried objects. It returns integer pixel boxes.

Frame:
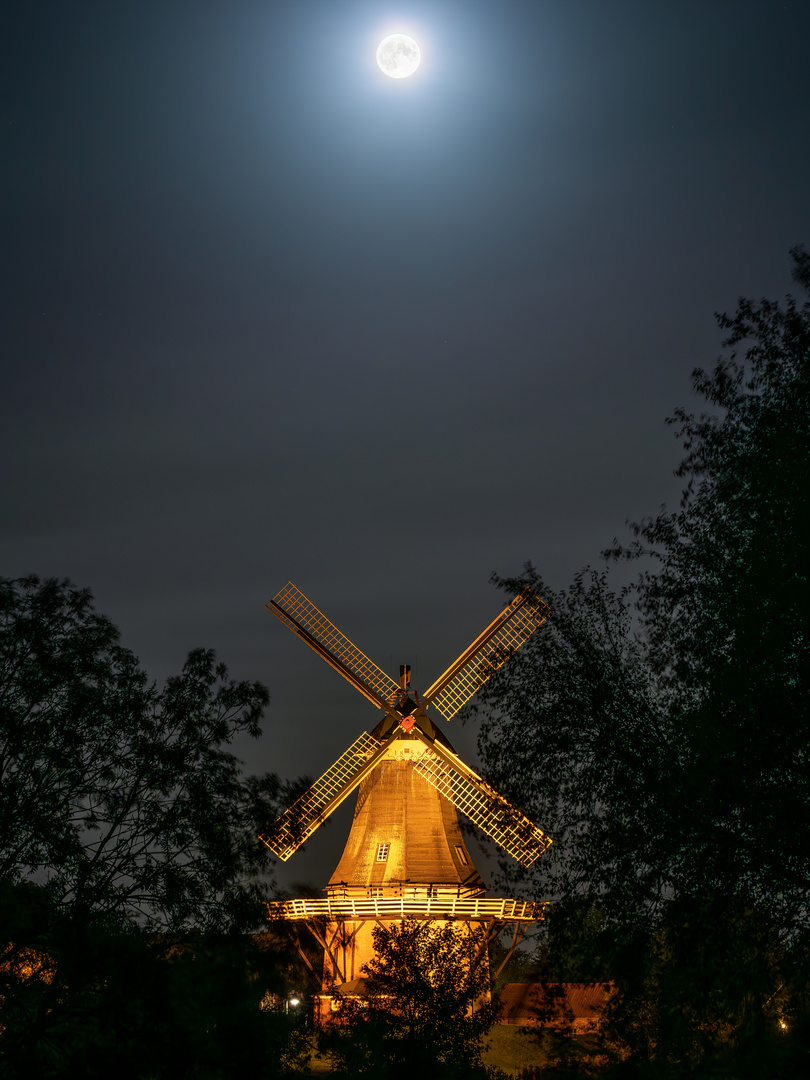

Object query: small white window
[455,845,469,866]
[376,843,389,862]
[369,886,383,898]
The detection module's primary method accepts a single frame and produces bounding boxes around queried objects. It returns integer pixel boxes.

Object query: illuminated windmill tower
[260,582,552,1018]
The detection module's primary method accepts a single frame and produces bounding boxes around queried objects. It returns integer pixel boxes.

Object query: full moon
[376,34,421,79]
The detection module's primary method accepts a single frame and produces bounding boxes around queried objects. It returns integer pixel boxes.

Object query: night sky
[4,1,809,894]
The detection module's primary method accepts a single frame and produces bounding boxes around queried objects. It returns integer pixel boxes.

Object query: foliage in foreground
[319,917,497,1079]
[0,574,294,934]
[0,879,310,1078]
[0,576,311,1073]
[473,248,810,1075]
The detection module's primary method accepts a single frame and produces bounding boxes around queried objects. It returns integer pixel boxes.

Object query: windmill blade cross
[267,581,400,710]
[423,587,550,721]
[259,731,388,860]
[410,730,551,867]
[261,723,410,861]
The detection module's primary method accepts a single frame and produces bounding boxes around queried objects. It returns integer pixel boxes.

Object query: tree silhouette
[320,917,497,1079]
[473,248,810,1072]
[0,575,291,933]
[0,575,307,1075]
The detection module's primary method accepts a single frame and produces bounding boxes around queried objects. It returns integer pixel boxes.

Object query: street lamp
[286,993,301,1015]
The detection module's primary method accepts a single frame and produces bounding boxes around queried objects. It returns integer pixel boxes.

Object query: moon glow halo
[376,34,421,79]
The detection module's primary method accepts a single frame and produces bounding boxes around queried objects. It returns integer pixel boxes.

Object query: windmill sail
[411,731,551,867]
[267,581,400,709]
[260,732,382,860]
[263,580,552,866]
[424,587,550,721]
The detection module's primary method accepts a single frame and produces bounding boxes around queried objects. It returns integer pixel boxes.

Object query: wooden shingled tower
[261,582,553,1018]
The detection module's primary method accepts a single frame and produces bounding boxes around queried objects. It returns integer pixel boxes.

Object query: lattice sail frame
[424,588,550,721]
[268,581,399,708]
[409,732,551,867]
[259,732,380,860]
[262,580,552,864]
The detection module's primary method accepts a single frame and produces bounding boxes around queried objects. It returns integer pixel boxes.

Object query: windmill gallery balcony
[266,895,547,923]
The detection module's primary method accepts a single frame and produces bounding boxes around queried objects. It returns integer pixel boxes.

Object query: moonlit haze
[3,0,809,896]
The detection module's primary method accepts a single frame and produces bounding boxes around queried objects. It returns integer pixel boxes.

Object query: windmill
[261,581,552,1016]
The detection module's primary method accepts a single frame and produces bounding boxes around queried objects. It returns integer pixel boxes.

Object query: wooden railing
[266,896,547,922]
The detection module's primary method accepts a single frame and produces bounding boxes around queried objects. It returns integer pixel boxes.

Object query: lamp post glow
[376,34,421,79]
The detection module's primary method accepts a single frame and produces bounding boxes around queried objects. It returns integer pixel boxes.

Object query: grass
[291,1026,601,1077]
